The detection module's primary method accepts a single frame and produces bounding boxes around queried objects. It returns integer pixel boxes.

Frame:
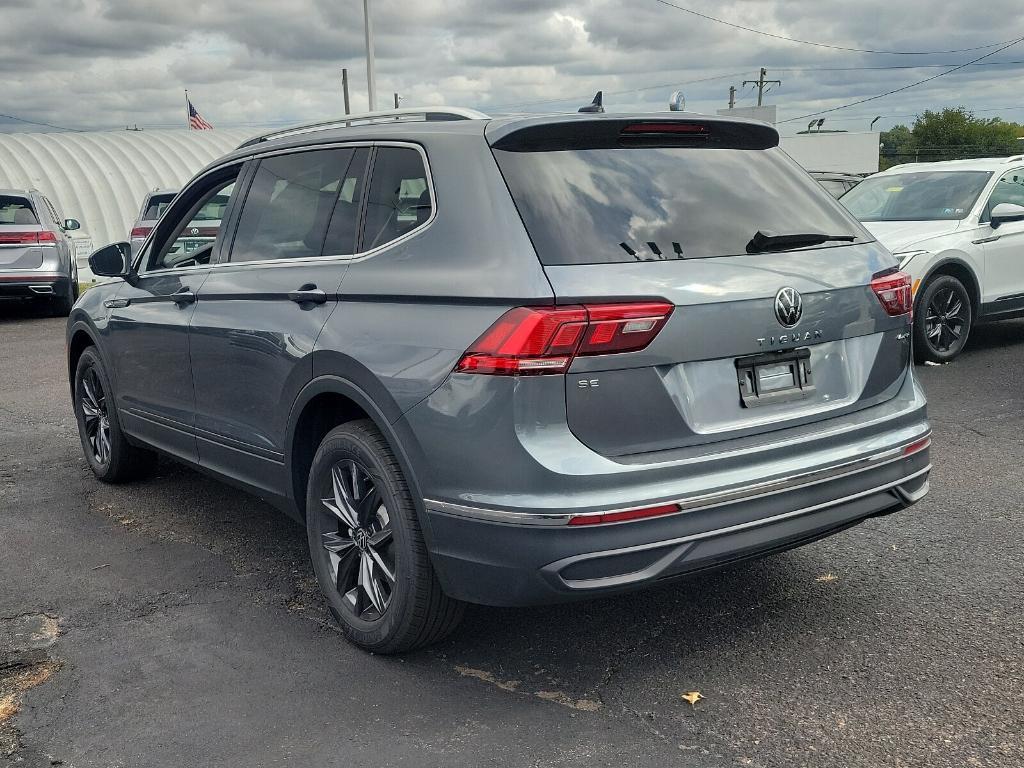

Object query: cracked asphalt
[1,301,1022,767]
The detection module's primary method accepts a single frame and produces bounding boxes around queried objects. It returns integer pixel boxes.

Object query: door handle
[170,288,196,305]
[288,284,328,304]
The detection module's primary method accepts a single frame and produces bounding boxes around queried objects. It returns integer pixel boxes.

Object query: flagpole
[184,89,190,130]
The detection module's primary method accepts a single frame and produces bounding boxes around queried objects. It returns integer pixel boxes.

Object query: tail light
[871,271,913,317]
[456,301,673,375]
[0,230,57,245]
[130,226,152,239]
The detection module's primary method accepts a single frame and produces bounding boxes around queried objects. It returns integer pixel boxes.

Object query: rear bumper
[425,446,930,606]
[0,274,69,298]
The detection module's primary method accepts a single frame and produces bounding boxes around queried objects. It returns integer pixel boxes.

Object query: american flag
[187,96,213,130]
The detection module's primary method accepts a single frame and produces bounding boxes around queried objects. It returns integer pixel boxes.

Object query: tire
[913,274,973,364]
[306,420,464,653]
[73,347,157,482]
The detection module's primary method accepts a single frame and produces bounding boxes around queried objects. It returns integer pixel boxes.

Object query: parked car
[68,109,931,653]
[809,171,862,199]
[840,156,1024,363]
[0,188,81,315]
[129,189,177,256]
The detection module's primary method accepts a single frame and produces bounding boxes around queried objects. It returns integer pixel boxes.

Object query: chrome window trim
[218,140,436,270]
[425,434,931,527]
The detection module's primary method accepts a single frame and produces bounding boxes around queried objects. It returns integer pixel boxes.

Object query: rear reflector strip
[902,436,931,456]
[567,503,681,526]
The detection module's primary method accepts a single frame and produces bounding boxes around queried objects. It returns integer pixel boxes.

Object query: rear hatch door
[0,196,47,270]
[489,116,910,457]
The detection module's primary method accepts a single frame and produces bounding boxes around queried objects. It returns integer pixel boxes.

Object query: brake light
[455,302,673,375]
[130,226,152,239]
[621,123,708,135]
[568,503,680,526]
[870,271,913,317]
[0,230,56,245]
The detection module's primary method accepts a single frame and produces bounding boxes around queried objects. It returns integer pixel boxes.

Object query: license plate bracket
[735,348,814,408]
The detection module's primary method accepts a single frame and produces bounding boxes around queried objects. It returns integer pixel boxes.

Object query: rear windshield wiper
[746,230,856,254]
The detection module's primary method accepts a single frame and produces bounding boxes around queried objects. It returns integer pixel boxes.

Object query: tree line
[880,107,1024,170]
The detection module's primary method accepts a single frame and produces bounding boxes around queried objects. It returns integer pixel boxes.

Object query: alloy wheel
[924,287,967,355]
[80,367,111,465]
[319,459,396,622]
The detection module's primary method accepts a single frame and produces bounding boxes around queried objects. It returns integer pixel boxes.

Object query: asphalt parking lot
[1,301,1022,768]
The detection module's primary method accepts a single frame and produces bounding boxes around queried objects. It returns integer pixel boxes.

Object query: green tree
[880,124,915,169]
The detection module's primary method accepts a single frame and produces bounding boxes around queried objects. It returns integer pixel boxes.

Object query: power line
[0,112,81,132]
[779,36,1024,123]
[651,0,1022,55]
[769,59,1024,72]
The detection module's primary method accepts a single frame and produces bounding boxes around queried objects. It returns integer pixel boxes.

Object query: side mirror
[88,242,132,278]
[64,218,81,231]
[989,202,1024,228]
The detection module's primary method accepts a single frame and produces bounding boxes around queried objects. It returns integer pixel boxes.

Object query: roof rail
[1004,155,1024,163]
[240,107,490,147]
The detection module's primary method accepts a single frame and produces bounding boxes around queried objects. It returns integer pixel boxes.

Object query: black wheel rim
[319,459,395,622]
[80,367,111,465]
[924,287,968,354]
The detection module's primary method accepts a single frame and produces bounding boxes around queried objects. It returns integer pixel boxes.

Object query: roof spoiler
[489,116,779,152]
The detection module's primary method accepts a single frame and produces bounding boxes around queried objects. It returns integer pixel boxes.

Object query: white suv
[841,157,1024,363]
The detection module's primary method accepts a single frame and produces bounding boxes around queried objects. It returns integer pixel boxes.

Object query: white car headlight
[893,250,929,269]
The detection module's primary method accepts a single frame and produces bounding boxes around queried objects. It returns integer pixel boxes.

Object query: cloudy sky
[2,0,1024,136]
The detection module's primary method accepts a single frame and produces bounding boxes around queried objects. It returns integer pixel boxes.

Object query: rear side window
[0,196,37,225]
[143,194,176,220]
[361,147,432,251]
[231,149,355,263]
[493,147,861,264]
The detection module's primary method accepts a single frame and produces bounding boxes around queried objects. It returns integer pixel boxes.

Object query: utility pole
[362,0,377,111]
[728,85,736,109]
[742,68,781,107]
[394,93,400,109]
[342,68,351,115]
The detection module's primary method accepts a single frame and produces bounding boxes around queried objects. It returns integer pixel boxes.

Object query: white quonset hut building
[0,128,256,281]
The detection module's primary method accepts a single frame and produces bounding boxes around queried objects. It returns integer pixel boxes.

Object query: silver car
[0,188,80,314]
[129,189,177,257]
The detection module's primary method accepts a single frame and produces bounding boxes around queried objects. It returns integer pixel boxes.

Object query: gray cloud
[1,0,1023,135]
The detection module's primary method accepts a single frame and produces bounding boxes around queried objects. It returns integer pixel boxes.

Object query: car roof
[877,156,1024,175]
[208,109,780,171]
[0,188,36,197]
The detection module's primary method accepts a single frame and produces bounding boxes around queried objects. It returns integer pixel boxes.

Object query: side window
[148,171,240,271]
[983,170,1024,221]
[230,148,354,263]
[361,147,432,251]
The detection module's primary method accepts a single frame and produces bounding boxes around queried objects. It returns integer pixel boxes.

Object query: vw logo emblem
[190,227,199,235]
[774,287,803,328]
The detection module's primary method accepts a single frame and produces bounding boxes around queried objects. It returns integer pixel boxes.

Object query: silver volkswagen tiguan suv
[68,109,931,653]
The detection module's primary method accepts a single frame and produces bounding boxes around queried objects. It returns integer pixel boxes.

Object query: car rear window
[0,195,38,225]
[143,194,176,220]
[493,147,862,265]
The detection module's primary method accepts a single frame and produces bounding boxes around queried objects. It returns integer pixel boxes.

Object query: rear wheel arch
[286,376,428,530]
[67,324,98,395]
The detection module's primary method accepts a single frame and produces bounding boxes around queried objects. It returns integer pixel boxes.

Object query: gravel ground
[1,300,1022,767]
